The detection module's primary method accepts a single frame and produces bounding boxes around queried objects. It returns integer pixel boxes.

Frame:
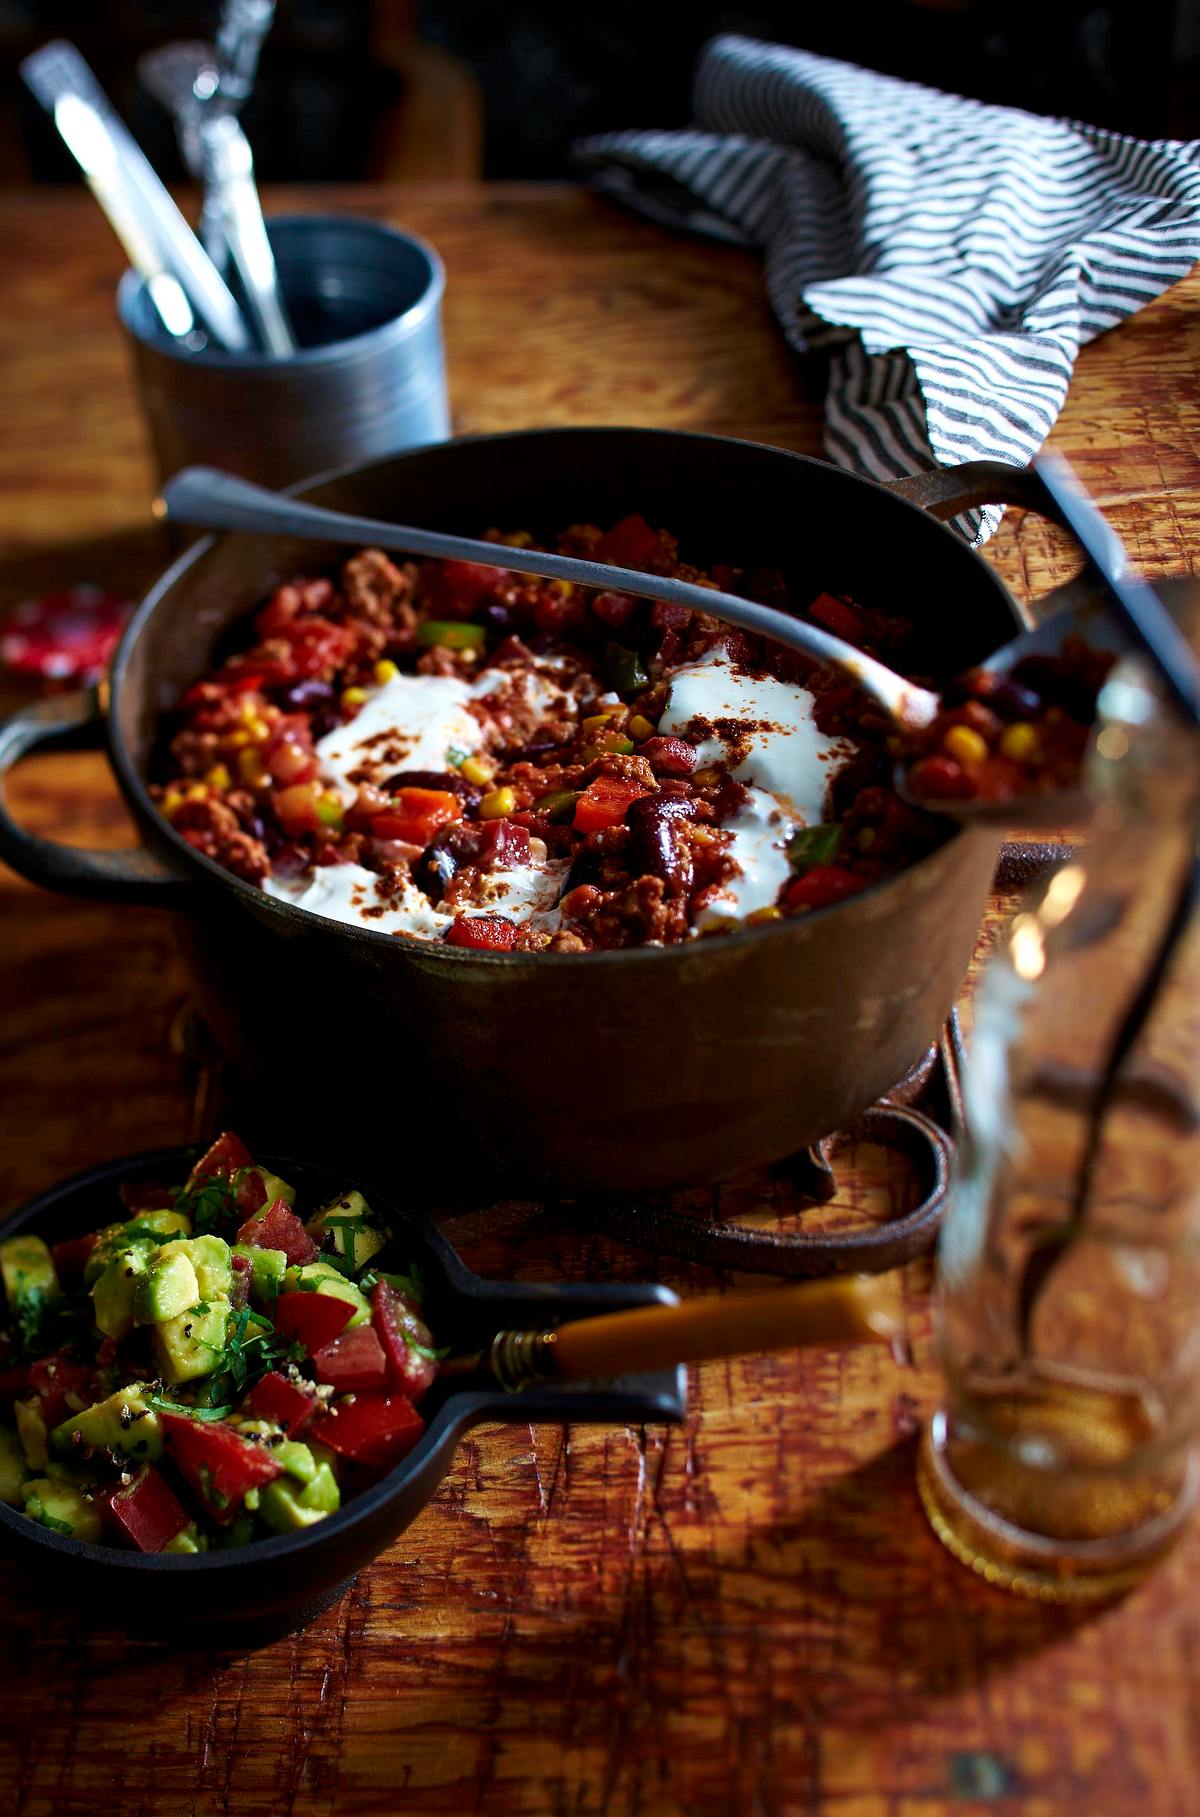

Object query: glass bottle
[920,629,1200,1599]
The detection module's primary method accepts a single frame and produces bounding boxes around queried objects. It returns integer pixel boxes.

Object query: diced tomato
[50,1233,97,1279]
[160,1413,283,1524]
[907,755,973,800]
[27,1354,97,1428]
[425,558,510,618]
[234,1167,269,1219]
[273,781,322,836]
[573,774,652,834]
[187,1131,253,1189]
[237,1200,317,1267]
[597,513,661,570]
[312,1391,424,1471]
[639,736,696,775]
[650,600,691,631]
[590,590,638,629]
[311,1324,389,1393]
[370,787,463,848]
[230,1252,251,1311]
[476,818,531,870]
[532,589,590,636]
[265,737,318,787]
[444,914,518,951]
[239,1370,319,1437]
[100,1464,192,1553]
[274,616,357,681]
[273,1291,354,1355]
[783,865,866,911]
[371,1281,437,1404]
[808,592,865,644]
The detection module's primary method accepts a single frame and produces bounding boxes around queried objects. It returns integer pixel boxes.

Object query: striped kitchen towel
[576,36,1200,543]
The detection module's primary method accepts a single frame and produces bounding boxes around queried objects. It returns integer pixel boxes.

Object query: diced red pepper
[187,1131,253,1189]
[370,787,463,848]
[272,1291,354,1355]
[27,1354,97,1428]
[311,1324,390,1393]
[476,818,532,871]
[160,1413,283,1524]
[312,1391,424,1471]
[639,736,697,775]
[50,1233,98,1279]
[236,1200,317,1267]
[808,592,865,644]
[783,865,866,911]
[371,1281,437,1404]
[100,1464,192,1553]
[597,513,661,570]
[444,915,518,951]
[573,774,652,834]
[239,1370,319,1437]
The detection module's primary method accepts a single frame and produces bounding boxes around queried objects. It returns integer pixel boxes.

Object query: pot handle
[882,458,1061,523]
[0,689,192,905]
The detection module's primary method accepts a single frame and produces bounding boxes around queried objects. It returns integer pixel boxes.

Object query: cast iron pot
[0,430,1058,1195]
[0,1146,685,1640]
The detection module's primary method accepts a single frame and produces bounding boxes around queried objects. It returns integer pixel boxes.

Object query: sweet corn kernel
[239,699,259,725]
[185,783,209,803]
[943,724,989,767]
[745,906,783,925]
[694,766,722,786]
[503,531,534,548]
[205,763,231,791]
[160,789,184,819]
[999,721,1040,763]
[374,659,399,685]
[227,728,251,748]
[237,748,268,786]
[315,794,345,829]
[628,715,656,743]
[856,826,877,851]
[247,716,271,744]
[582,711,617,735]
[479,786,516,820]
[341,687,369,710]
[459,755,496,786]
[547,579,574,597]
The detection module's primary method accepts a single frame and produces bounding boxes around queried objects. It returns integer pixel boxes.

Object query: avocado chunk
[156,1236,232,1304]
[84,1211,191,1285]
[238,1166,296,1208]
[91,1242,153,1340]
[305,1190,387,1273]
[231,1244,288,1304]
[22,1476,103,1543]
[0,1234,60,1319]
[132,1248,200,1326]
[258,1463,341,1531]
[282,1262,370,1327]
[0,1425,26,1505]
[152,1298,230,1385]
[14,1396,48,1470]
[163,1524,207,1554]
[53,1384,164,1463]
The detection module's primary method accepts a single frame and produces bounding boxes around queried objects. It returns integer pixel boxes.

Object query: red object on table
[0,587,132,684]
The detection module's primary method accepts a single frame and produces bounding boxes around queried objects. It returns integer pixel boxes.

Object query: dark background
[2,1,1197,186]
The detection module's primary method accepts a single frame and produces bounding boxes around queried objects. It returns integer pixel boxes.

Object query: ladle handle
[489,1276,899,1390]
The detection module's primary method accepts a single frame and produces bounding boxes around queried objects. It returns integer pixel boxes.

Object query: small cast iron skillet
[0,1146,685,1640]
[0,430,1081,1196]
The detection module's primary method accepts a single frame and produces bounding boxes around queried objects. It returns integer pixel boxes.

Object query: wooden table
[1,184,1198,1817]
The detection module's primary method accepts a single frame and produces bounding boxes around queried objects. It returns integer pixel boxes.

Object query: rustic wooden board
[0,184,1198,1817]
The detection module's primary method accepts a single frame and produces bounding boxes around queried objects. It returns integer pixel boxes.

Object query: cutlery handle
[490,1276,900,1389]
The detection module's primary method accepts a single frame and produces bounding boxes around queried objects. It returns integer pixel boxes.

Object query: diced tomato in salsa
[100,1464,192,1553]
[160,1413,283,1524]
[371,1281,437,1403]
[311,1324,390,1392]
[50,1233,97,1279]
[238,1370,319,1437]
[187,1132,253,1189]
[236,1200,317,1266]
[272,1291,354,1355]
[312,1391,424,1471]
[596,513,661,569]
[424,558,510,617]
[27,1354,97,1428]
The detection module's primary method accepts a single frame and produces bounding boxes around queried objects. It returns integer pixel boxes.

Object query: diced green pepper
[417,620,487,652]
[603,642,649,698]
[787,823,843,871]
[535,789,579,823]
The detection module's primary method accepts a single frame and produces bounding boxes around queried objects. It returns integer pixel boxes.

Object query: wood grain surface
[1,184,1198,1817]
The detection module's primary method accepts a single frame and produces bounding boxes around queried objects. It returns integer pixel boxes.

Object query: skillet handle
[0,689,192,905]
[882,459,1062,524]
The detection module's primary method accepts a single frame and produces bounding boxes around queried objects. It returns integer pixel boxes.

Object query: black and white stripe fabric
[576,36,1200,543]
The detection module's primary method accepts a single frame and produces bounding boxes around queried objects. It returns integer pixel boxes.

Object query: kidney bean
[988,678,1043,721]
[640,736,697,775]
[414,822,484,901]
[628,795,696,895]
[279,677,334,712]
